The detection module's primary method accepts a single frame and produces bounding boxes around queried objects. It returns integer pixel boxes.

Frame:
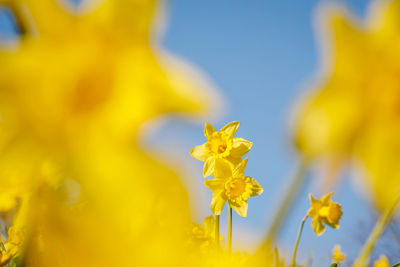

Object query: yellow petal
[249,177,263,197]
[230,200,248,217]
[190,143,209,162]
[232,158,248,177]
[214,159,232,179]
[203,215,215,235]
[373,255,390,267]
[204,178,225,191]
[203,157,216,177]
[220,121,240,138]
[311,218,325,236]
[320,192,334,205]
[211,191,227,215]
[230,138,253,158]
[204,122,216,139]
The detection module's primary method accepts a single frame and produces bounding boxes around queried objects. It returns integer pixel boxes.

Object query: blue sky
[152,0,379,264]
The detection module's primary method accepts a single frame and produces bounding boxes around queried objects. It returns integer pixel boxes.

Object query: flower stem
[355,193,400,267]
[228,204,232,253]
[262,157,310,247]
[291,215,307,267]
[215,215,220,245]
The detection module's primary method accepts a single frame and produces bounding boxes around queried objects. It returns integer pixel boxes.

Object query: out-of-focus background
[144,0,383,264]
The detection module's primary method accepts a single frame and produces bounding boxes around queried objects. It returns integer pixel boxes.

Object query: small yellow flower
[191,121,253,177]
[332,244,346,263]
[0,226,24,266]
[307,192,342,236]
[205,158,263,217]
[374,255,390,267]
[188,215,222,251]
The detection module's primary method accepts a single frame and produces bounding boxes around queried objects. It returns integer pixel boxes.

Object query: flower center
[225,177,252,201]
[206,132,232,158]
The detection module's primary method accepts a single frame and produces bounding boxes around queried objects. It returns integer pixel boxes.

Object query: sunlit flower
[306,192,342,236]
[191,121,253,177]
[293,0,400,211]
[205,158,263,217]
[373,255,390,267]
[332,244,346,263]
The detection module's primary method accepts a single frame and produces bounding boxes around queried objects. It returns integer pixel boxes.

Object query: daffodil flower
[188,215,222,251]
[204,158,263,217]
[190,121,253,177]
[306,192,342,236]
[332,244,346,263]
[373,255,390,267]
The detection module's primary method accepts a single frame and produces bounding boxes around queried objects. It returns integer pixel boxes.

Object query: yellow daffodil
[0,226,24,266]
[373,255,390,267]
[205,158,263,217]
[306,192,342,236]
[188,215,222,252]
[191,121,253,177]
[332,244,346,263]
[293,0,400,211]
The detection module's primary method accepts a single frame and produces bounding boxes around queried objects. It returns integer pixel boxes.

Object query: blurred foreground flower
[293,0,400,211]
[373,255,390,267]
[0,0,218,265]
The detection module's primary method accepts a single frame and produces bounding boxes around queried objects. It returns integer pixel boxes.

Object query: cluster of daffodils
[191,121,263,217]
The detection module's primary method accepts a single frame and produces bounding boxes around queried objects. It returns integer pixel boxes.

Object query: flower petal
[204,122,216,139]
[203,157,216,177]
[220,121,240,138]
[204,177,225,191]
[214,159,232,179]
[232,158,248,177]
[249,177,263,197]
[203,215,215,235]
[230,138,253,158]
[230,200,248,217]
[311,218,325,236]
[190,143,210,161]
[211,191,227,215]
[190,144,211,161]
[321,192,334,205]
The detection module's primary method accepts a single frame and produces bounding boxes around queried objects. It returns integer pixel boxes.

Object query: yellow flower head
[191,121,253,177]
[0,226,24,266]
[332,244,346,263]
[188,215,222,251]
[306,192,342,236]
[205,158,263,217]
[374,255,390,267]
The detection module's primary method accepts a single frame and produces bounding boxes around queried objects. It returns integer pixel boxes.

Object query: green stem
[291,216,307,267]
[261,158,310,247]
[215,215,220,244]
[355,193,400,267]
[228,204,232,253]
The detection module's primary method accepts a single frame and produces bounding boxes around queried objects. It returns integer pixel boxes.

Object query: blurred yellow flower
[332,244,346,263]
[293,0,400,211]
[188,215,222,252]
[205,158,263,217]
[191,121,253,177]
[0,0,219,266]
[0,226,24,266]
[373,255,390,267]
[306,192,342,236]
